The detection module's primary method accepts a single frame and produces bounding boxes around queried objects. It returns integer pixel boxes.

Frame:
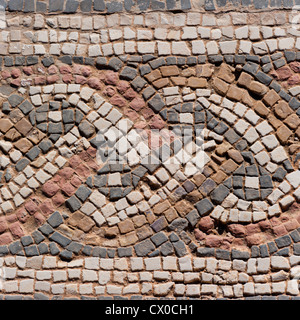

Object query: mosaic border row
[1,0,300,14]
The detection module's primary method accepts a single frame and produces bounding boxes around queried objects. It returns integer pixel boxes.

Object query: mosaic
[0,0,299,300]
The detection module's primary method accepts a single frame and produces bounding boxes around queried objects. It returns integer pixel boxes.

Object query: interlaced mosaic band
[0,0,300,300]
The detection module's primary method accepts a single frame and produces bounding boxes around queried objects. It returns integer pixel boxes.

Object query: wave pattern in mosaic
[0,5,300,299]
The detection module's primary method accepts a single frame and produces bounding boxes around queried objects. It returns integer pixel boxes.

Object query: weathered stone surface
[195,199,214,216]
[0,3,300,301]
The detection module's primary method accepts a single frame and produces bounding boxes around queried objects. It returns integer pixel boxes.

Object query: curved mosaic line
[1,4,300,299]
[0,56,299,260]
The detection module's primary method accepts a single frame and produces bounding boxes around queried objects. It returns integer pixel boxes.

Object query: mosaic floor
[0,0,300,300]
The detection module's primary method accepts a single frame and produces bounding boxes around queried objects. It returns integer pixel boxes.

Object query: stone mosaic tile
[1,3,300,300]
